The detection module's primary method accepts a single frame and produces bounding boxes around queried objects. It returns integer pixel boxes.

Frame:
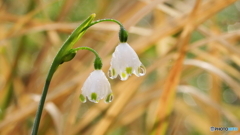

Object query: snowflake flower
[79,70,113,103]
[108,42,146,81]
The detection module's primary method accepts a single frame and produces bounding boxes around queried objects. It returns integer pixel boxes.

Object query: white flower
[108,42,146,81]
[79,70,113,103]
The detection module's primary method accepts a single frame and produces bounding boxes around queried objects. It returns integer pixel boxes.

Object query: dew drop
[105,94,114,103]
[108,69,115,79]
[138,65,146,76]
[108,70,113,79]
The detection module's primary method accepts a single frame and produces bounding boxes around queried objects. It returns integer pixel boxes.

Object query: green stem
[31,66,56,135]
[83,19,128,42]
[31,14,95,135]
[71,47,102,69]
[31,15,127,135]
[86,19,125,29]
[31,80,50,135]
[71,46,100,59]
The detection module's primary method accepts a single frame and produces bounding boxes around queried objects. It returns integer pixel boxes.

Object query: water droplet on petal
[108,68,116,79]
[138,65,146,76]
[105,94,114,103]
[108,70,113,79]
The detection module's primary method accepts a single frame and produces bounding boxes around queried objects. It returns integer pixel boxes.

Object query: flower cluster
[80,24,145,103]
[80,70,113,103]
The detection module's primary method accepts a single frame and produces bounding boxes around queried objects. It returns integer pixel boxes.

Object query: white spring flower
[79,70,113,103]
[108,42,146,81]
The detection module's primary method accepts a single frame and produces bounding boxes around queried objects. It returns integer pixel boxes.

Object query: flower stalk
[31,13,144,135]
[31,14,96,135]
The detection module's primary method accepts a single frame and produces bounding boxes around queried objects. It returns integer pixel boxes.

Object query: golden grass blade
[209,74,222,133]
[174,99,211,135]
[107,82,240,134]
[133,0,238,54]
[45,102,63,135]
[208,34,222,131]
[184,59,240,99]
[153,0,202,134]
[91,77,145,135]
[123,0,165,29]
[190,48,240,80]
[1,0,240,134]
[190,30,240,51]
[197,26,240,58]
[178,85,240,126]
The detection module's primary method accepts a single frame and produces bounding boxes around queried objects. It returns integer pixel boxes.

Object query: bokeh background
[0,0,240,135]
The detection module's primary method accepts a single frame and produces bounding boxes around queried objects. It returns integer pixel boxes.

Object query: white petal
[81,70,112,103]
[109,43,146,80]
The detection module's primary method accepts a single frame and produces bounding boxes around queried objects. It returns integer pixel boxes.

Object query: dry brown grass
[0,0,240,135]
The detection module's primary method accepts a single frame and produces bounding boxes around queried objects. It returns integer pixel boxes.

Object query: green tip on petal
[112,68,116,76]
[108,68,116,79]
[105,94,114,103]
[79,94,86,103]
[126,67,132,74]
[91,93,98,101]
[122,72,126,78]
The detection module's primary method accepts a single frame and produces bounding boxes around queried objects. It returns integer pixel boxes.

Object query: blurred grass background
[0,0,240,135]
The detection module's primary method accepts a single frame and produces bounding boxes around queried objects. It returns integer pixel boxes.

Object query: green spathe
[32,13,129,135]
[31,14,96,135]
[61,51,77,64]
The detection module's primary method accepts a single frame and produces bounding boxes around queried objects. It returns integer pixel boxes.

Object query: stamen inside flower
[79,94,86,103]
[105,93,114,103]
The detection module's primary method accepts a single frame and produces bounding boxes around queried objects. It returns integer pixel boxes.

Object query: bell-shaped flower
[108,42,146,81]
[79,70,113,103]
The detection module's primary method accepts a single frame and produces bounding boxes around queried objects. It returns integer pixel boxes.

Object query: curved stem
[71,46,101,59]
[71,47,102,69]
[82,19,128,42]
[84,19,125,30]
[31,16,126,135]
[31,14,96,135]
